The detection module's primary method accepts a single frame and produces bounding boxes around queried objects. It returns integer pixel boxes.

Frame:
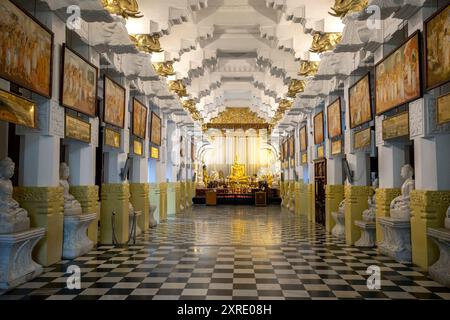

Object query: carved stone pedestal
[149,204,158,228]
[129,210,142,237]
[427,228,450,288]
[63,213,96,260]
[378,217,411,263]
[331,211,345,239]
[0,228,45,290]
[355,221,376,247]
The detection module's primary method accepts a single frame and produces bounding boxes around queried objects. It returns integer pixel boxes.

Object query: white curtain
[203,129,276,177]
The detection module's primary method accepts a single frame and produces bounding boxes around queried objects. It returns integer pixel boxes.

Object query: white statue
[362,179,379,222]
[59,163,82,216]
[390,164,415,221]
[0,157,30,234]
[338,199,345,214]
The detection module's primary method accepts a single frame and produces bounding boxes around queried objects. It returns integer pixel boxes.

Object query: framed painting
[150,111,162,146]
[0,88,36,128]
[299,126,307,152]
[314,111,324,145]
[103,75,125,128]
[382,112,410,140]
[150,146,159,160]
[375,31,422,115]
[437,92,450,125]
[327,98,342,138]
[104,127,121,149]
[425,4,450,90]
[353,127,371,150]
[65,114,91,143]
[331,140,342,156]
[289,136,295,159]
[349,73,373,129]
[0,0,53,98]
[61,45,98,117]
[133,139,143,156]
[132,98,147,139]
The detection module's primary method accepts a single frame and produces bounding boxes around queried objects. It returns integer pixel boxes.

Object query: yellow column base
[130,183,150,232]
[344,185,373,246]
[325,185,344,233]
[177,182,183,213]
[299,183,308,217]
[294,182,301,215]
[410,190,450,269]
[100,183,130,244]
[14,186,64,266]
[70,185,100,244]
[159,182,168,221]
[307,184,315,223]
[375,188,401,244]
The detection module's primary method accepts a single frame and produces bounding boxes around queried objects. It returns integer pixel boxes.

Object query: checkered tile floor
[1,205,449,300]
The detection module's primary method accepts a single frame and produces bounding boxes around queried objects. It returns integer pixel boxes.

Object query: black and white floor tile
[1,205,449,300]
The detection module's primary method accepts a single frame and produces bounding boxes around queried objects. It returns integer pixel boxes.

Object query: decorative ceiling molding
[310,32,343,53]
[206,108,269,131]
[101,0,143,19]
[129,34,163,53]
[152,61,175,77]
[329,0,369,18]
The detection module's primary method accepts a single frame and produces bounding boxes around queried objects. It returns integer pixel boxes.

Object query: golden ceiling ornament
[129,34,163,53]
[329,0,368,18]
[152,61,175,77]
[278,99,293,111]
[168,80,188,97]
[287,79,305,98]
[207,108,269,130]
[182,99,196,112]
[309,32,342,53]
[101,0,143,19]
[299,60,320,77]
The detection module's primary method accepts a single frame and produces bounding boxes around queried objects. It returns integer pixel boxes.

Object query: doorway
[314,158,327,226]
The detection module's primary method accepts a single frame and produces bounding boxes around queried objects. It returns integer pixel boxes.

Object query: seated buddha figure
[390,164,415,221]
[228,155,249,184]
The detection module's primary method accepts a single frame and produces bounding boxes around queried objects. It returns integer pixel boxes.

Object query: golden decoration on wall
[65,114,91,143]
[331,140,342,155]
[182,99,196,112]
[0,88,36,129]
[317,145,324,159]
[152,61,175,77]
[437,92,450,125]
[299,61,320,77]
[382,112,409,141]
[301,153,307,165]
[329,0,368,18]
[150,146,159,159]
[207,107,269,130]
[168,80,188,97]
[104,127,121,149]
[310,32,342,53]
[129,34,163,53]
[353,127,371,150]
[287,79,305,98]
[101,0,143,19]
[133,139,143,156]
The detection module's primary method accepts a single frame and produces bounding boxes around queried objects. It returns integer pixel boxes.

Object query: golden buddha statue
[228,155,249,184]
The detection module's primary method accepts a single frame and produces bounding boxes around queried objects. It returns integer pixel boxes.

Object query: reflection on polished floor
[1,205,449,300]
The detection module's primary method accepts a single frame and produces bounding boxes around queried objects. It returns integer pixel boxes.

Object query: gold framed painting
[0,88,36,128]
[150,111,162,146]
[314,111,324,145]
[349,73,373,129]
[65,114,91,143]
[301,153,307,165]
[0,0,53,98]
[327,98,342,138]
[331,140,342,156]
[103,75,125,128]
[132,98,147,139]
[61,45,98,117]
[133,139,143,156]
[382,112,410,140]
[353,127,371,150]
[425,4,450,90]
[104,127,121,149]
[437,92,450,125]
[150,146,159,160]
[288,136,295,159]
[299,126,307,152]
[375,31,422,115]
[317,145,324,159]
